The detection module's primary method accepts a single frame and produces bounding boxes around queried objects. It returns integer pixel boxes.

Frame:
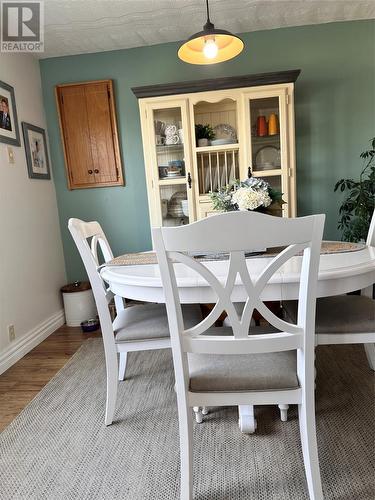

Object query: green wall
[40,20,375,281]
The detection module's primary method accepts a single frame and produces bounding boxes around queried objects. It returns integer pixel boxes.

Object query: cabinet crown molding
[132,69,301,99]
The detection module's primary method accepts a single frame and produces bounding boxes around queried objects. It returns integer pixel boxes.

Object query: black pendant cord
[206,0,210,23]
[204,0,214,30]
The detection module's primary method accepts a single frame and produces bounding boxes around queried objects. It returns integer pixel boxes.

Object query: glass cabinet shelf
[254,169,282,177]
[158,177,186,185]
[156,144,184,153]
[251,134,280,145]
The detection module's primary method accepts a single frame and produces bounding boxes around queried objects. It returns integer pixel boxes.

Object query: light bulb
[203,38,218,59]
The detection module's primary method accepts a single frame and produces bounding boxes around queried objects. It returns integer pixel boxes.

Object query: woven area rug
[0,339,374,500]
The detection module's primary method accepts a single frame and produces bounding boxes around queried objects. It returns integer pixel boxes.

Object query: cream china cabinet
[133,70,300,227]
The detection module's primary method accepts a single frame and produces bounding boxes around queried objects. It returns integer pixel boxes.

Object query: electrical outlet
[8,324,15,342]
[7,146,15,164]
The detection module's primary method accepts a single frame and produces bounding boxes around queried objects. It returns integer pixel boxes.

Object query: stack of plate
[168,191,187,218]
[211,138,233,146]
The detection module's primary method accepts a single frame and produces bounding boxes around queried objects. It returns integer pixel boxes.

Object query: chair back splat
[68,218,122,348]
[154,211,324,358]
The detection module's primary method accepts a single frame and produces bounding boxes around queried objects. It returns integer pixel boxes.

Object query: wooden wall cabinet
[133,70,299,228]
[56,80,124,190]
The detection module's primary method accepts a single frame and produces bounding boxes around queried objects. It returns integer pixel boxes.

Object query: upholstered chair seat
[114,304,201,342]
[189,349,298,392]
[283,295,375,334]
[188,325,297,393]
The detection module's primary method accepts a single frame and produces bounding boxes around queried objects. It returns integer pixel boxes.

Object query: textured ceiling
[42,0,375,59]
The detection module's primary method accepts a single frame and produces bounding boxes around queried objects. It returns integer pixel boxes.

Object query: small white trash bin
[61,281,97,327]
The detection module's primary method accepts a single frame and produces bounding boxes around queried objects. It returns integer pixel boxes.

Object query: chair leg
[105,350,118,426]
[364,344,375,371]
[118,352,128,381]
[193,406,203,423]
[179,402,193,500]
[278,404,289,422]
[298,401,323,500]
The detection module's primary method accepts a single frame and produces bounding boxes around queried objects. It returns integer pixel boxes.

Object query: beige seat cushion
[188,325,298,392]
[189,350,298,392]
[283,295,375,334]
[114,303,201,343]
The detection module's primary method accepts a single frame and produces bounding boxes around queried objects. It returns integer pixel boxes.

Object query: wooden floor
[0,325,101,432]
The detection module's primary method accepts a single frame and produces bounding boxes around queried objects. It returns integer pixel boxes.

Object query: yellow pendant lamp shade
[178,0,244,65]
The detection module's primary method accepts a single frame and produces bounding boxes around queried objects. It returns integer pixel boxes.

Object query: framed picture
[22,122,51,179]
[0,80,20,146]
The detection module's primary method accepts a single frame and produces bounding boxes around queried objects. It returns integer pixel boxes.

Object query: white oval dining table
[101,245,375,433]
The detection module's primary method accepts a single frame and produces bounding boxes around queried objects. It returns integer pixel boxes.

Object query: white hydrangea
[232,187,272,211]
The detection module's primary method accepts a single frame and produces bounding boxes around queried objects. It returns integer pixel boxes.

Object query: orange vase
[268,113,279,136]
[257,116,267,137]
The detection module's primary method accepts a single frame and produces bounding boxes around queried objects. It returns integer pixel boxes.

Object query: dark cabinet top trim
[131,69,301,99]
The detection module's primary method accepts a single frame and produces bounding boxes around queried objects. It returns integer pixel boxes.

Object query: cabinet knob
[188,172,192,189]
[88,169,93,174]
[94,169,99,174]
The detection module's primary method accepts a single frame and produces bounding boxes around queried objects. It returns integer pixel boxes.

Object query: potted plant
[334,138,375,242]
[195,124,215,147]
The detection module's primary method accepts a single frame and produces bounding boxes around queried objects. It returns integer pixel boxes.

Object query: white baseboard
[0,309,65,375]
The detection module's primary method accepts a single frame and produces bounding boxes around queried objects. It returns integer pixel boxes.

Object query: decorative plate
[168,191,187,218]
[213,123,237,142]
[211,138,233,146]
[255,146,281,170]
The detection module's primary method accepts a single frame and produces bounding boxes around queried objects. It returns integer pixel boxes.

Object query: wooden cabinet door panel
[85,83,118,184]
[59,86,94,186]
[56,79,124,189]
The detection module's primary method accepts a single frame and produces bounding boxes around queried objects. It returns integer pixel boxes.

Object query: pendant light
[178,0,244,65]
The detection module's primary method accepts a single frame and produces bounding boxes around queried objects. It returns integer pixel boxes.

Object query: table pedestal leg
[238,405,257,433]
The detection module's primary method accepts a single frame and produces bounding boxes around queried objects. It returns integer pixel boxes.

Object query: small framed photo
[22,122,51,180]
[0,80,20,146]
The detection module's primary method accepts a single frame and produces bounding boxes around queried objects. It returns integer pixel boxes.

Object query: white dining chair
[68,218,202,426]
[283,209,375,372]
[153,211,325,500]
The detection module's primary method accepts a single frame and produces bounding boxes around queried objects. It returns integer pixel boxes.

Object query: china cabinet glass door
[146,100,194,226]
[244,90,291,217]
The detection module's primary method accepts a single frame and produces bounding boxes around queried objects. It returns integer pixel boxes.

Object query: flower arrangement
[209,176,284,214]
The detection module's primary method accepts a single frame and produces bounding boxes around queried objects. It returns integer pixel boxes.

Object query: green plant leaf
[335,137,374,241]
